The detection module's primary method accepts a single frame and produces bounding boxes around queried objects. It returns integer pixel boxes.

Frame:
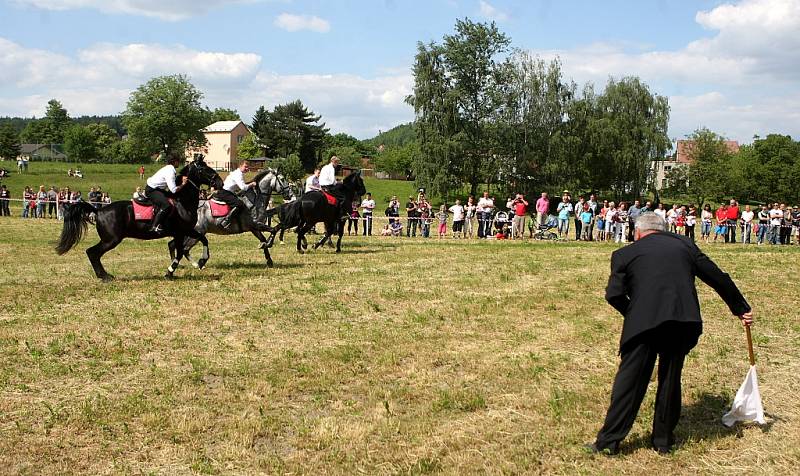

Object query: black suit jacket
[606,232,751,351]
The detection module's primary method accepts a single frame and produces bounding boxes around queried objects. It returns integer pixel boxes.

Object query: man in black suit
[587,212,753,455]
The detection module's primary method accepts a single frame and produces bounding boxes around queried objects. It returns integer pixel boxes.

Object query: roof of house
[676,139,739,164]
[203,120,247,133]
[18,144,67,158]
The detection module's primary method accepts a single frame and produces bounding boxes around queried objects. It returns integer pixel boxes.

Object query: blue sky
[1,0,799,142]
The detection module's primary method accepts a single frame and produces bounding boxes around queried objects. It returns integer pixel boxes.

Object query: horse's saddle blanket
[322,191,337,206]
[131,198,175,221]
[209,199,231,218]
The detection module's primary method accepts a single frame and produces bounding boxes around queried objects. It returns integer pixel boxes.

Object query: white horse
[169,168,294,268]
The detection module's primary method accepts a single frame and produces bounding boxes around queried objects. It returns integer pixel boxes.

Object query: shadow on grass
[620,392,774,454]
[212,261,304,270]
[117,273,224,282]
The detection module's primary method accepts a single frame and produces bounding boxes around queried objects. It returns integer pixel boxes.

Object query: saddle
[209,199,231,218]
[131,198,175,221]
[322,191,338,206]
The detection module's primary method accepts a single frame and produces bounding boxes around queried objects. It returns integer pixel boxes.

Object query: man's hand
[738,311,753,327]
[181,176,189,185]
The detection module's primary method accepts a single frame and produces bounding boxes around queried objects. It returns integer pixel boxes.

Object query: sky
[1,0,799,143]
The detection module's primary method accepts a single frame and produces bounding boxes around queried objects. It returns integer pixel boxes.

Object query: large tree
[43,99,72,144]
[408,19,511,197]
[682,128,733,206]
[63,125,98,162]
[123,75,208,156]
[0,122,21,160]
[207,107,240,123]
[251,100,328,171]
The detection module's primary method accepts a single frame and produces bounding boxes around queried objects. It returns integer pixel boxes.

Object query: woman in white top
[741,205,754,244]
[700,204,713,243]
[463,195,477,238]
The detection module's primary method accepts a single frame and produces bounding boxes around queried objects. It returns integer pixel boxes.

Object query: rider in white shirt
[217,160,256,229]
[319,156,339,188]
[144,153,189,233]
[305,168,321,193]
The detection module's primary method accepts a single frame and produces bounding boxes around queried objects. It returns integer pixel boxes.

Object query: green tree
[0,122,21,160]
[274,153,304,183]
[250,106,270,155]
[683,128,733,206]
[63,125,98,162]
[374,142,417,176]
[251,100,328,171]
[19,119,51,144]
[207,107,240,123]
[85,123,119,151]
[43,99,72,143]
[408,19,511,196]
[123,75,208,156]
[237,133,262,159]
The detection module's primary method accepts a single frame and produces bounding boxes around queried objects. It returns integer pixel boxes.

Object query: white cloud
[9,0,258,21]
[274,13,331,33]
[478,0,509,22]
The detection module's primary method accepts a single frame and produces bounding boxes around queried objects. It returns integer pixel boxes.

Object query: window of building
[237,135,244,144]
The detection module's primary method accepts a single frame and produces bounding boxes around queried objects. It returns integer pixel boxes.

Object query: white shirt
[477,197,494,213]
[741,210,754,224]
[769,208,783,226]
[449,204,465,221]
[146,164,178,193]
[361,198,375,213]
[223,168,250,193]
[319,163,336,186]
[655,208,666,220]
[305,174,320,192]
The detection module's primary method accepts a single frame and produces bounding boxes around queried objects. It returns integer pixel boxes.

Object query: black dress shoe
[583,442,619,455]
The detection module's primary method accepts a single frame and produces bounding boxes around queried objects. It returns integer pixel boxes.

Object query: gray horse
[169,168,294,268]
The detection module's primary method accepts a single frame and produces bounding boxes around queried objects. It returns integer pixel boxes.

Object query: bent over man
[145,153,189,233]
[587,212,752,455]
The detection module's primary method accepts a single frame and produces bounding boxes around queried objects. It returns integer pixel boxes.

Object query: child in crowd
[580,204,593,241]
[436,204,448,239]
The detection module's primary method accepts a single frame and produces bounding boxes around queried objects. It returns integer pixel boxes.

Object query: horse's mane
[252,168,275,184]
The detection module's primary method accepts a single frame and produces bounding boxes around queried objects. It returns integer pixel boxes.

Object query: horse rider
[319,156,339,190]
[218,160,256,229]
[145,152,189,233]
[305,168,321,193]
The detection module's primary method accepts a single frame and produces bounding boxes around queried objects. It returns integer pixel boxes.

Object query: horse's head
[275,173,295,200]
[344,169,366,197]
[181,154,223,190]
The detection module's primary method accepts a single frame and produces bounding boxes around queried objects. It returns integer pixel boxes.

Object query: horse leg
[252,230,274,267]
[336,221,344,253]
[182,236,201,268]
[297,224,312,254]
[168,239,176,261]
[86,237,122,281]
[165,234,187,279]
[193,234,210,270]
[313,227,332,250]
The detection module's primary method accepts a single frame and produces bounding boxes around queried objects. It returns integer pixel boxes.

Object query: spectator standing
[88,186,100,209]
[387,196,400,225]
[741,205,754,244]
[419,199,432,238]
[675,206,686,236]
[18,158,24,173]
[781,203,792,245]
[536,192,550,227]
[348,201,360,236]
[587,194,598,241]
[512,194,528,239]
[604,202,618,242]
[654,203,666,221]
[701,204,713,243]
[47,186,58,218]
[726,199,739,243]
[449,199,465,239]
[477,192,494,239]
[138,165,145,179]
[792,206,800,245]
[768,203,782,245]
[580,203,593,241]
[37,186,49,218]
[628,200,642,242]
[101,192,111,206]
[436,205,448,239]
[0,185,10,216]
[58,187,71,219]
[666,204,679,233]
[685,205,697,241]
[556,194,573,239]
[573,196,585,241]
[616,203,629,243]
[464,195,477,238]
[714,204,728,243]
[406,196,418,237]
[756,204,769,245]
[361,193,375,236]
[596,200,609,241]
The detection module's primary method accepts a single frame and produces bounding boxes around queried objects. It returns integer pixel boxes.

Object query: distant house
[654,139,740,190]
[17,144,67,161]
[187,120,250,171]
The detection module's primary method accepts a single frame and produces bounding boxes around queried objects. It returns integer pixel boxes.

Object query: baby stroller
[493,211,512,239]
[533,214,559,240]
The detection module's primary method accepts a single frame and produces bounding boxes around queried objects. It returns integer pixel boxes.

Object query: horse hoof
[267,261,274,268]
[279,241,285,245]
[335,249,341,254]
[192,262,200,269]
[100,274,115,282]
[164,272,175,280]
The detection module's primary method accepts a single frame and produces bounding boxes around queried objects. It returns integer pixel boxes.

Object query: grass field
[0,215,798,474]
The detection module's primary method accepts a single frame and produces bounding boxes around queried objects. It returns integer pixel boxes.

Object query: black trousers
[215,189,245,210]
[145,186,172,210]
[595,325,698,450]
[362,212,373,235]
[574,218,582,240]
[407,216,418,236]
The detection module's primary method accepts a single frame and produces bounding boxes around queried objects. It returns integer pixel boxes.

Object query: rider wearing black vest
[145,153,189,233]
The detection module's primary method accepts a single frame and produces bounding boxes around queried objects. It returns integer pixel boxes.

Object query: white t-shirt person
[305,173,320,193]
[741,209,754,225]
[146,164,179,193]
[223,167,250,193]
[449,204,465,221]
[361,197,375,214]
[769,207,783,226]
[477,196,494,213]
[319,157,340,187]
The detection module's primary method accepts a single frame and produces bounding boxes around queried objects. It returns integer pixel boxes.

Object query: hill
[366,123,416,148]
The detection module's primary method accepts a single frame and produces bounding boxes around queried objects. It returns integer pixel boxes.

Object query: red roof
[676,140,739,164]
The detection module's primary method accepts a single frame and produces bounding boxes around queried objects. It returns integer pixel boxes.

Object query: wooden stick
[745,325,756,366]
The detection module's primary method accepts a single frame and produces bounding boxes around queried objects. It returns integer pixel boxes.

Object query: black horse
[274,171,365,253]
[55,156,223,280]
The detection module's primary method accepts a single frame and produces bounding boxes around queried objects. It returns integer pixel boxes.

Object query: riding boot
[220,207,239,229]
[150,208,167,233]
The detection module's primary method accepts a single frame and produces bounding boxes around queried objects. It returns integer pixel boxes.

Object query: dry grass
[0,219,798,475]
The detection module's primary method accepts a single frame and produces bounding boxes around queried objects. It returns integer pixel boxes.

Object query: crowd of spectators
[360,189,800,246]
[0,183,111,220]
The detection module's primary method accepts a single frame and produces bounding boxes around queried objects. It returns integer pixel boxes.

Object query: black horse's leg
[168,239,177,261]
[314,225,332,250]
[335,220,345,253]
[252,230,274,267]
[86,237,123,281]
[297,224,312,254]
[182,236,200,268]
[192,233,210,270]
[165,234,186,279]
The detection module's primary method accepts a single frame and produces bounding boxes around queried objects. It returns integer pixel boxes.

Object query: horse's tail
[55,201,94,255]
